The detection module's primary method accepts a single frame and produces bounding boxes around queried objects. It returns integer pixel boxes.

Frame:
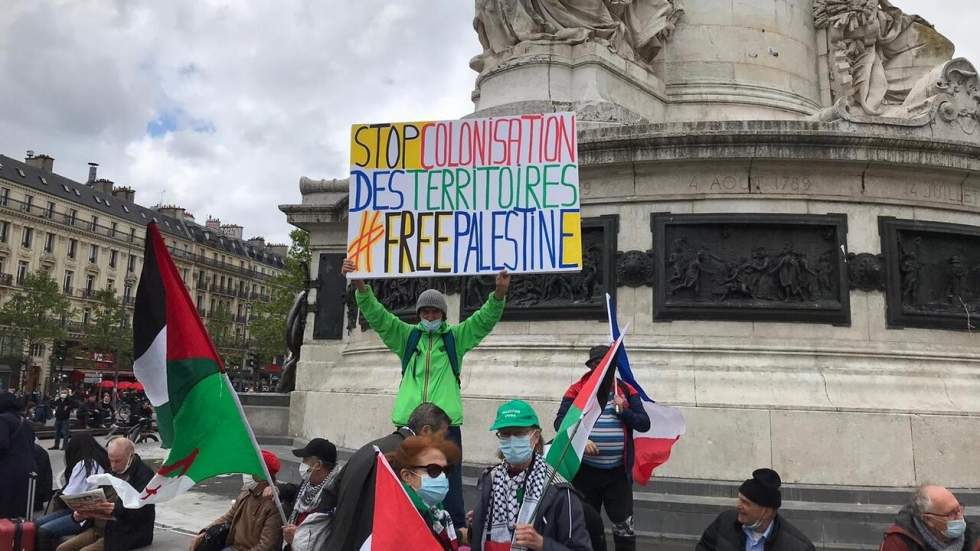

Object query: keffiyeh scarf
[486,454,550,547]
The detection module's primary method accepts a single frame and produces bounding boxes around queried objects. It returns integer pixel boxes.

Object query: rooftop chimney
[25,152,55,172]
[111,186,135,203]
[87,163,99,183]
[205,216,221,230]
[246,236,266,248]
[267,244,288,258]
[220,224,244,240]
[157,205,186,220]
[92,178,114,194]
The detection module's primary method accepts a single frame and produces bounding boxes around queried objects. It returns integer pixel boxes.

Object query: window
[127,254,136,272]
[21,227,33,248]
[68,239,77,259]
[44,232,54,253]
[0,258,5,276]
[110,222,117,238]
[22,195,33,212]
[197,295,204,308]
[45,201,55,219]
[109,249,118,268]
[83,308,91,325]
[31,343,44,358]
[106,278,114,291]
[129,228,136,242]
[63,270,73,294]
[16,261,28,284]
[123,284,132,302]
[85,274,95,293]
[88,244,98,263]
[68,209,77,226]
[182,268,189,281]
[0,187,8,206]
[91,215,99,231]
[0,221,7,243]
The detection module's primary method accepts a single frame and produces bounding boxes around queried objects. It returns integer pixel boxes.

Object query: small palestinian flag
[545,331,626,482]
[89,223,267,507]
[359,451,444,551]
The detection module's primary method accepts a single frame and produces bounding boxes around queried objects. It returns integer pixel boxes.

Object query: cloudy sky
[0,1,976,243]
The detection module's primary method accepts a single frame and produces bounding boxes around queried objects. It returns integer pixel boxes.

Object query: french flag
[606,294,686,485]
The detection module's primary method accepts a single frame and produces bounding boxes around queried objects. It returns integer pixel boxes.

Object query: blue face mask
[416,472,449,507]
[421,319,442,333]
[945,519,966,540]
[499,434,535,465]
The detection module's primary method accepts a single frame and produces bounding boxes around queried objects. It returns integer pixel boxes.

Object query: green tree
[0,271,73,391]
[249,228,309,364]
[80,288,132,373]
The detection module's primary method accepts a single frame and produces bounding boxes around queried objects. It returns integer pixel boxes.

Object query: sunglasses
[411,464,453,478]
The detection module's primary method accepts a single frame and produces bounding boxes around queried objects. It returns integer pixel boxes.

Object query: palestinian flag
[607,294,685,485]
[545,331,626,482]
[359,451,444,551]
[89,223,267,507]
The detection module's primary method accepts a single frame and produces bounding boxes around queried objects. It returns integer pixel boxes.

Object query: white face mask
[242,474,258,491]
[421,319,442,333]
[299,462,311,481]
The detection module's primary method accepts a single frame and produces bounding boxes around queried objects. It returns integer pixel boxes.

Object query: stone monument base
[471,41,668,126]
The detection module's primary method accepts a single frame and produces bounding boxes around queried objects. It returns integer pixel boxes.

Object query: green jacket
[355,286,505,426]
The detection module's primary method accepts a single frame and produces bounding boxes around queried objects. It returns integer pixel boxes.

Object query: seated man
[57,437,156,551]
[697,468,814,551]
[193,450,283,551]
[277,438,338,550]
[881,485,978,551]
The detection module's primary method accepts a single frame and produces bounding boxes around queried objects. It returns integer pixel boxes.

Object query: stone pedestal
[471,41,668,126]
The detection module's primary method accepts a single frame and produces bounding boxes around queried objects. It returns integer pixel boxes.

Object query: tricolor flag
[89,223,270,507]
[545,331,626,482]
[359,452,443,551]
[606,294,685,485]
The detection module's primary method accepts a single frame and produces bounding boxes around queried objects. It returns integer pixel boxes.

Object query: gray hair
[406,402,451,434]
[911,485,934,517]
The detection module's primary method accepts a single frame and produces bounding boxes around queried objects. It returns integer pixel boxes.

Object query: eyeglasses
[496,430,536,441]
[924,506,964,521]
[411,464,453,478]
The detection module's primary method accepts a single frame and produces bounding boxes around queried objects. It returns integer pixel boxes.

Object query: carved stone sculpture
[814,0,954,116]
[471,0,683,73]
[276,288,308,393]
[846,253,884,292]
[616,250,655,287]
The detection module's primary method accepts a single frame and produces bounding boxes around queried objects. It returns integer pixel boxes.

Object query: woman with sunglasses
[387,434,462,551]
[469,400,592,551]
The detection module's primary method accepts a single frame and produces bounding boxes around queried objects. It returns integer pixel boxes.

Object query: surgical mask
[417,473,449,507]
[499,434,534,465]
[746,518,766,531]
[945,519,967,539]
[421,319,442,333]
[299,462,311,481]
[242,475,258,491]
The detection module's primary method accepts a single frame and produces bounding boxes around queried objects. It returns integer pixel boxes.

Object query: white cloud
[0,1,976,243]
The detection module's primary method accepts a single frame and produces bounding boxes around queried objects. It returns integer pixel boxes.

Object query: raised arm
[342,258,412,356]
[453,270,510,355]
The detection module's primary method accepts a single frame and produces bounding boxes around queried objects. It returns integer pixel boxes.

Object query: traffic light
[53,341,67,363]
[246,351,257,369]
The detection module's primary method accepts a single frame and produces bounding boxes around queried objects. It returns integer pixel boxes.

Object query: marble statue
[814,0,954,115]
[471,0,682,73]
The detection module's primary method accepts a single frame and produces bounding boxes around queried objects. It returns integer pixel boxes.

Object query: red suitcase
[0,470,37,551]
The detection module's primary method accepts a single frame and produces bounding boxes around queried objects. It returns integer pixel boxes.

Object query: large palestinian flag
[89,223,267,507]
[359,451,445,551]
[545,331,625,482]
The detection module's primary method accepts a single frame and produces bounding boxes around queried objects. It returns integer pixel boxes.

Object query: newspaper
[60,488,113,518]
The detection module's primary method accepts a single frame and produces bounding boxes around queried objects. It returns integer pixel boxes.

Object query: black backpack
[400,329,461,385]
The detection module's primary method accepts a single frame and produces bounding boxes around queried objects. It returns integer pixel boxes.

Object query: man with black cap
[554,345,650,551]
[277,438,338,550]
[697,468,815,551]
[341,258,511,529]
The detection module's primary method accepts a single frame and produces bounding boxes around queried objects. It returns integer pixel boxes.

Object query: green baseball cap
[490,400,540,430]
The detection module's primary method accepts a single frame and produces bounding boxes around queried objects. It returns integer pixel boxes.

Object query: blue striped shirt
[582,392,626,469]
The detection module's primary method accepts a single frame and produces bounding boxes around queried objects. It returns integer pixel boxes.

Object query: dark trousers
[573,463,635,551]
[53,419,71,448]
[445,426,465,527]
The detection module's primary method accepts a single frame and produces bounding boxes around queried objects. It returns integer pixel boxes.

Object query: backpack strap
[401,328,461,386]
[401,329,423,378]
[442,331,460,384]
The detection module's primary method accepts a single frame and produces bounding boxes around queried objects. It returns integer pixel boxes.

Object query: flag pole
[220,371,288,525]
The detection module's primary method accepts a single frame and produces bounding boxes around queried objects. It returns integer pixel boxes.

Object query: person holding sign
[341,258,510,529]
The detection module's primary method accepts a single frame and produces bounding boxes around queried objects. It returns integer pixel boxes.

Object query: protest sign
[346,112,581,279]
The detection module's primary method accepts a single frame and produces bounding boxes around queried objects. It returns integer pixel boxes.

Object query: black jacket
[697,510,815,551]
[0,411,37,518]
[32,444,54,512]
[53,397,75,421]
[102,454,156,551]
[470,465,593,551]
[323,428,413,551]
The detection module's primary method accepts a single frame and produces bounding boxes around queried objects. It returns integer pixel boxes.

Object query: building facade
[0,152,285,392]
